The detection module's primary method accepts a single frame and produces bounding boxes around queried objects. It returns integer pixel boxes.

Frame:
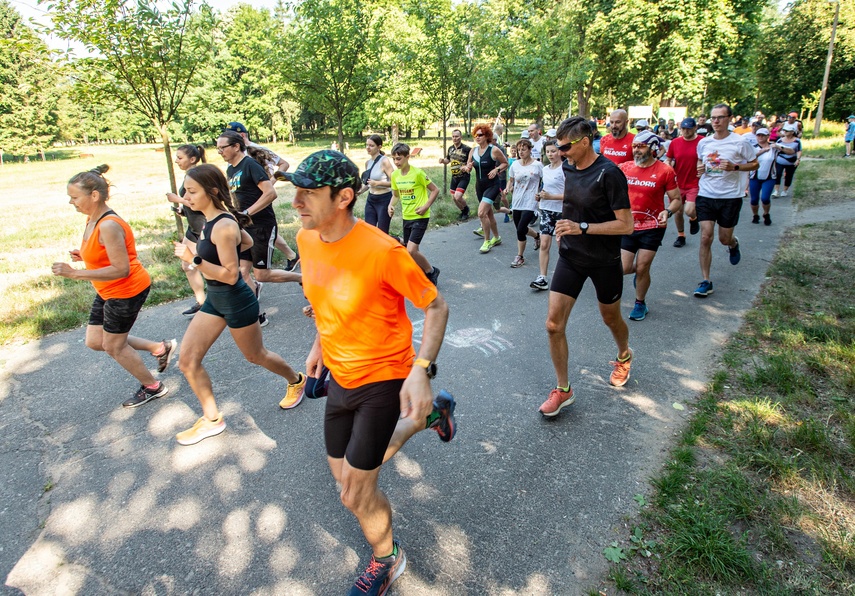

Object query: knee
[243,348,266,366]
[254,269,271,282]
[406,244,419,256]
[339,482,369,513]
[700,231,714,245]
[85,336,104,352]
[178,352,202,376]
[601,309,624,329]
[545,317,565,337]
[101,340,124,358]
[636,261,650,275]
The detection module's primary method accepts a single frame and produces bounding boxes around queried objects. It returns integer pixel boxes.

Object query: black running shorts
[695,196,742,229]
[621,228,666,253]
[403,218,429,245]
[239,223,277,270]
[88,286,150,335]
[550,256,623,304]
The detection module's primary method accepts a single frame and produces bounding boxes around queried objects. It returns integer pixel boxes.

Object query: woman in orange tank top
[51,165,178,409]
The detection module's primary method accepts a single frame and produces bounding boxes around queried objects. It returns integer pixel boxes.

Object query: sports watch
[580,222,589,235]
[413,358,437,379]
[193,256,203,266]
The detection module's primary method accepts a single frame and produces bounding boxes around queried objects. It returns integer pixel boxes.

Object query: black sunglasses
[556,136,589,152]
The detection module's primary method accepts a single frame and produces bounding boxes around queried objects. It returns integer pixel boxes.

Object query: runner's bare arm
[400,292,449,421]
[52,220,130,282]
[245,179,277,215]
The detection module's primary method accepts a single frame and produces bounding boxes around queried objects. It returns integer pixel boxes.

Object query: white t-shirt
[530,137,546,160]
[508,159,543,212]
[697,133,756,199]
[540,162,564,213]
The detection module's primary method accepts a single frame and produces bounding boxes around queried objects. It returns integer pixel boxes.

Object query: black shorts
[539,210,560,236]
[695,196,742,229]
[476,179,501,204]
[88,286,150,334]
[621,228,666,253]
[550,257,623,304]
[199,278,259,329]
[324,377,404,471]
[403,218,429,245]
[239,223,277,269]
[450,174,470,193]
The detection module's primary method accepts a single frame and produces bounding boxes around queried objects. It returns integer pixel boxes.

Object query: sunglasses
[631,143,649,149]
[474,133,484,137]
[556,136,588,151]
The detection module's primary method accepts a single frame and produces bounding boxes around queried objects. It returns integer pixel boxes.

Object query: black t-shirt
[446,143,471,178]
[696,123,714,137]
[227,155,274,226]
[559,155,630,266]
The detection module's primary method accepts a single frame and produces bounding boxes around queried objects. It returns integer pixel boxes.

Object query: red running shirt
[619,160,678,230]
[600,132,635,165]
[665,135,701,190]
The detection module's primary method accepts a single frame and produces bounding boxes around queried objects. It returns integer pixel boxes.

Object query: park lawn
[597,160,855,595]
[0,135,489,344]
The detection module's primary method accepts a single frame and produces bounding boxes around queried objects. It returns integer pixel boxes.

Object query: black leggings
[364,192,392,234]
[513,209,537,242]
[776,164,797,187]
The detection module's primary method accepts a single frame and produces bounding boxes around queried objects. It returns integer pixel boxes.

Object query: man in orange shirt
[284,150,453,596]
[600,109,635,165]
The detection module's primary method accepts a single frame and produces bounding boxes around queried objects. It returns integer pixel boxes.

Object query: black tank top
[196,213,239,287]
[473,144,500,184]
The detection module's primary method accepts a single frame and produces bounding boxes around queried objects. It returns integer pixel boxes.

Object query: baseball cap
[782,123,797,132]
[756,128,770,136]
[635,119,649,129]
[277,150,359,189]
[520,130,530,139]
[751,120,762,127]
[633,130,662,149]
[224,121,248,134]
[848,115,855,120]
[546,128,557,137]
[680,117,697,128]
[788,111,798,118]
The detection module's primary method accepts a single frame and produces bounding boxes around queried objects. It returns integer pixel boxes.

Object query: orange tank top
[80,212,151,299]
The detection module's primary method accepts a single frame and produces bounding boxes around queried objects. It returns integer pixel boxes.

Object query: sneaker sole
[157,340,178,373]
[629,314,647,321]
[123,386,169,408]
[279,391,304,410]
[540,394,575,417]
[384,553,407,595]
[176,422,226,446]
[530,283,548,291]
[433,391,457,442]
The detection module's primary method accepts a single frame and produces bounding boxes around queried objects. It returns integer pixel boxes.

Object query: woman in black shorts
[357,134,395,233]
[52,165,177,409]
[166,144,207,317]
[172,165,306,446]
[461,123,509,254]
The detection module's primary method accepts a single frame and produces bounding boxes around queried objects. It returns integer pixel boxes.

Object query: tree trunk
[441,110,448,196]
[159,122,184,237]
[391,124,399,145]
[337,117,344,152]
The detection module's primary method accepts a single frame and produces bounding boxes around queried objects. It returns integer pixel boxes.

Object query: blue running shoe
[729,237,741,265]
[429,390,457,442]
[348,541,407,596]
[693,280,714,297]
[629,301,648,321]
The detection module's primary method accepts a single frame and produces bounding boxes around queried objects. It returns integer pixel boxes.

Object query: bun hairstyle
[69,164,111,199]
[177,144,207,164]
[184,164,252,228]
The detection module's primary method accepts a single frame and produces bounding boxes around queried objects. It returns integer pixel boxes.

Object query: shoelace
[611,358,631,376]
[354,558,387,591]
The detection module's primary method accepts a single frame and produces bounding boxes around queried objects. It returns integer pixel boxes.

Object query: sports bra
[196,213,240,287]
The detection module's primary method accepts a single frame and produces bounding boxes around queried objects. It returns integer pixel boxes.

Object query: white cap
[727,124,735,131]
[635,119,649,129]
[546,128,557,137]
[520,131,530,139]
[756,128,770,136]
[782,123,797,132]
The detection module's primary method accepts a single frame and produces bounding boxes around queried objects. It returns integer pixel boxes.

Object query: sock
[378,543,398,560]
[145,382,160,391]
[678,232,685,237]
[425,409,440,429]
[635,299,645,305]
[557,384,570,392]
[618,352,632,363]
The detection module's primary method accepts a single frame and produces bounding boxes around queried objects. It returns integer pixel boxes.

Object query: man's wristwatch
[413,358,437,379]
[734,164,740,171]
[580,222,589,235]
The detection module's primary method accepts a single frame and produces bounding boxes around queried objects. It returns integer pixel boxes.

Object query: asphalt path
[1,196,796,595]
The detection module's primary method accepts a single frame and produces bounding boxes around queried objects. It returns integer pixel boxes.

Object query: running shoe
[279,373,306,409]
[479,240,491,254]
[693,280,714,297]
[534,233,541,250]
[609,348,633,387]
[503,213,510,223]
[285,255,300,272]
[673,236,686,247]
[629,301,648,321]
[530,275,548,291]
[771,190,780,197]
[752,214,760,224]
[729,237,741,265]
[258,312,269,327]
[539,387,575,417]
[176,415,226,446]
[488,236,502,248]
[457,208,470,221]
[348,541,407,596]
[764,214,771,226]
[429,390,457,442]
[254,281,264,301]
[427,266,440,285]
[122,382,168,408]
[689,218,699,235]
[156,339,178,373]
[780,190,789,197]
[511,255,524,268]
[182,302,202,318]
[473,227,484,238]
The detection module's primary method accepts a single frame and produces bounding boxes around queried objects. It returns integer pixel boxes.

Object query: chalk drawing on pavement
[412,318,514,357]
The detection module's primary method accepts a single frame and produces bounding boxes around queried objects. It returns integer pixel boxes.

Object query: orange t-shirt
[80,213,151,299]
[297,221,438,389]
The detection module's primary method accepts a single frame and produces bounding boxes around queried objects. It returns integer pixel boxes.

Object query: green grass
[0,133,511,344]
[600,161,855,595]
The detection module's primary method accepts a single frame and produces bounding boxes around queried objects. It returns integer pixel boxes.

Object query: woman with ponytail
[52,165,177,409]
[171,164,306,445]
[167,144,207,317]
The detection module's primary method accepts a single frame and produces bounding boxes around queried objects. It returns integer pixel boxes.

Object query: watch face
[427,363,437,378]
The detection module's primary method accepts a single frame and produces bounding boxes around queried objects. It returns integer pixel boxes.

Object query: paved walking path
[0,195,828,595]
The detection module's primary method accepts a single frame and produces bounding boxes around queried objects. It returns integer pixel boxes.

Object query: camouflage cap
[280,150,360,189]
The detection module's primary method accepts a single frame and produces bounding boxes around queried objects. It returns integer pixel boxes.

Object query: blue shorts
[199,278,259,328]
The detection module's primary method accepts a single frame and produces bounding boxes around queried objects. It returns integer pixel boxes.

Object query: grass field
[598,159,855,595]
[0,135,491,344]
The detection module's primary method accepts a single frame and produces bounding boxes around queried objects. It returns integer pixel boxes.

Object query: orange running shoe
[609,348,633,387]
[539,387,575,417]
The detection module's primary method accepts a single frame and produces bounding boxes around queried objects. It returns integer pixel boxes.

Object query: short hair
[515,138,533,150]
[556,116,593,143]
[391,142,410,157]
[218,130,246,152]
[452,129,462,135]
[711,103,732,117]
[471,124,494,144]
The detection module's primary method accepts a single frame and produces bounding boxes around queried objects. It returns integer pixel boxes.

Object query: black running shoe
[285,255,300,272]
[254,281,264,301]
[429,390,457,443]
[427,266,440,285]
[729,237,741,265]
[123,382,168,408]
[258,312,269,328]
[689,218,700,235]
[457,207,470,221]
[182,302,202,318]
[673,236,686,247]
[156,339,178,373]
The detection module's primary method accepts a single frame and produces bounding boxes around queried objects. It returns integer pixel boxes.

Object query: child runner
[503,138,542,268]
[531,140,564,290]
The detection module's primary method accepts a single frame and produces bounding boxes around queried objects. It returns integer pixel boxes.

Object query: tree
[45,0,216,233]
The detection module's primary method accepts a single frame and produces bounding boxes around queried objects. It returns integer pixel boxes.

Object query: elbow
[116,265,131,279]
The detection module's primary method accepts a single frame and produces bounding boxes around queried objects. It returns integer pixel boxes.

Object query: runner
[438,129,472,220]
[527,123,545,161]
[600,109,635,165]
[749,128,777,226]
[283,150,454,595]
[171,165,306,445]
[461,124,509,253]
[844,115,855,158]
[693,103,758,298]
[618,131,682,321]
[530,140,564,291]
[389,143,441,285]
[218,130,301,327]
[772,124,802,198]
[541,117,634,418]
[52,165,177,409]
[696,114,714,137]
[166,144,208,317]
[666,117,702,247]
[503,138,542,268]
[358,134,395,233]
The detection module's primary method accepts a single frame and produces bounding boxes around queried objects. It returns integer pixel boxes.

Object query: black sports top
[472,144,500,185]
[196,213,240,287]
